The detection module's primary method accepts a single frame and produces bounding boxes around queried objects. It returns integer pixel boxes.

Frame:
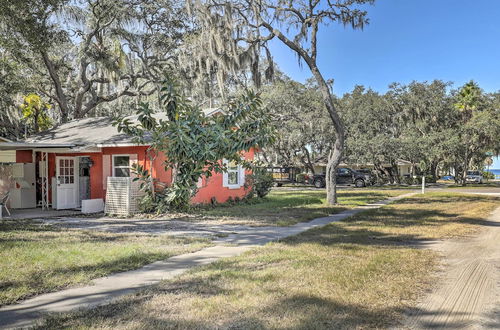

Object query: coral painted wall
[16,150,33,163]
[71,146,172,200]
[46,152,104,201]
[191,149,254,204]
[24,145,254,205]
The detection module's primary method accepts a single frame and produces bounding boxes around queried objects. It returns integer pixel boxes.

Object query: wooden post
[421,175,425,194]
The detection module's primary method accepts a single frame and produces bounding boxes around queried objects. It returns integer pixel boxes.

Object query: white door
[56,157,78,209]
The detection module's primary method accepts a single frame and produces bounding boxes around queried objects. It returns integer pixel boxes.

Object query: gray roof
[0,142,74,151]
[26,116,136,146]
[26,108,223,147]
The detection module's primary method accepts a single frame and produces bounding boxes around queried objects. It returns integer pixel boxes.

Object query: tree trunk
[41,51,70,122]
[461,150,469,186]
[33,110,39,133]
[325,149,338,203]
[429,160,439,181]
[433,161,440,180]
[453,162,462,185]
[309,66,345,205]
[302,147,315,175]
[380,166,392,183]
[390,160,400,184]
[262,23,345,204]
[373,161,383,184]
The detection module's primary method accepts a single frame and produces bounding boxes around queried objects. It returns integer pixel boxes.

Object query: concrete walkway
[0,193,416,329]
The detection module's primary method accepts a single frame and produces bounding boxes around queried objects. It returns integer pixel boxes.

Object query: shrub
[132,163,171,214]
[482,171,495,180]
[116,79,274,211]
[245,166,274,198]
[410,175,437,184]
[401,176,413,185]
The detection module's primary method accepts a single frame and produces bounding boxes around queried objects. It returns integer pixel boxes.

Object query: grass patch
[0,220,210,306]
[39,192,499,329]
[193,188,412,226]
[348,192,500,239]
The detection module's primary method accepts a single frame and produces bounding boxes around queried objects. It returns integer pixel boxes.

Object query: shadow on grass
[39,282,469,329]
[282,207,499,249]
[0,247,198,307]
[31,193,500,329]
[38,285,483,329]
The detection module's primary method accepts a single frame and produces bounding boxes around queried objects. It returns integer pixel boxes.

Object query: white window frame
[222,159,245,189]
[112,154,131,177]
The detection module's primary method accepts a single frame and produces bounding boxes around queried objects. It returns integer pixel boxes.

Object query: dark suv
[308,168,373,188]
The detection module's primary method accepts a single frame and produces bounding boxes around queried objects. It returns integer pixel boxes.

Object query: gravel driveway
[403,205,500,329]
[42,216,255,239]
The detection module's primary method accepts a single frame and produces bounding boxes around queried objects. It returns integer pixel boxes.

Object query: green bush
[401,176,413,185]
[410,175,437,184]
[132,164,171,214]
[245,166,274,198]
[482,171,495,180]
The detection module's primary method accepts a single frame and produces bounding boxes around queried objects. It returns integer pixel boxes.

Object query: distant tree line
[3,0,499,193]
[262,76,500,185]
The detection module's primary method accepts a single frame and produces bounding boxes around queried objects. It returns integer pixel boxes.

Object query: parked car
[440,175,455,181]
[465,171,483,184]
[353,168,377,185]
[307,168,373,188]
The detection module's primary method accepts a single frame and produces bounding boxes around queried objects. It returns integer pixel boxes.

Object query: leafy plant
[117,78,274,211]
[131,164,169,214]
[20,93,53,133]
[482,171,494,180]
[245,166,274,198]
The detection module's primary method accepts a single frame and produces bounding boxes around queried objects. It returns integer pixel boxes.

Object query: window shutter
[239,165,245,188]
[129,154,138,179]
[222,159,228,187]
[103,155,111,189]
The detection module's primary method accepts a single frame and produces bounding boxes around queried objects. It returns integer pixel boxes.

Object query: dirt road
[404,206,500,329]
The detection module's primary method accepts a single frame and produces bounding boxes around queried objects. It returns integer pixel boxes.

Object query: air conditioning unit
[10,163,36,209]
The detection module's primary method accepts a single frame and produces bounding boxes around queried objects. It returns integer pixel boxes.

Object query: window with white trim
[223,159,244,189]
[112,155,130,177]
[229,161,240,185]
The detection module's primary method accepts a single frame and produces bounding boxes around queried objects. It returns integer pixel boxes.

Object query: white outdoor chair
[0,192,11,219]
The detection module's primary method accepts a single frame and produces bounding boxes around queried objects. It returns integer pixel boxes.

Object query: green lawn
[39,193,500,329]
[195,188,413,226]
[0,220,210,306]
[0,189,408,306]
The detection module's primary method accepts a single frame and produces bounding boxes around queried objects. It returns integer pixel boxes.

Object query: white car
[465,171,483,184]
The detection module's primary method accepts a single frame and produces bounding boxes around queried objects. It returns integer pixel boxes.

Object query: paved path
[0,193,416,329]
[403,205,500,329]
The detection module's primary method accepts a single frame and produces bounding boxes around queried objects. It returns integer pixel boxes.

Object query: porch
[1,207,84,220]
[0,141,105,214]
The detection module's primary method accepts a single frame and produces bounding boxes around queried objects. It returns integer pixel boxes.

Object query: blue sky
[268,0,500,168]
